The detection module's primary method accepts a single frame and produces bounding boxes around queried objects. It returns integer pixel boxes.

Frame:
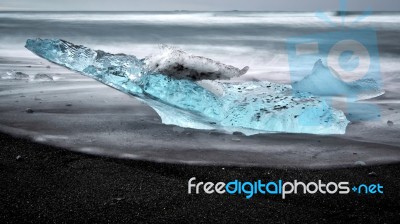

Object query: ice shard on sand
[25,38,350,135]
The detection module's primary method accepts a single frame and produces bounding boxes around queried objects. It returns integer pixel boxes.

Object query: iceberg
[25,38,349,135]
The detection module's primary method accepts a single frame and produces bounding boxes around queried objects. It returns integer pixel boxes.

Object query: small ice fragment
[292,60,384,101]
[368,171,377,177]
[25,108,34,113]
[33,73,53,81]
[1,71,29,80]
[16,155,23,161]
[231,137,241,142]
[172,126,185,134]
[387,120,394,126]
[354,161,366,166]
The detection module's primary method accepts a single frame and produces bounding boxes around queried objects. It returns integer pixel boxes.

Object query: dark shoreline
[1,131,399,223]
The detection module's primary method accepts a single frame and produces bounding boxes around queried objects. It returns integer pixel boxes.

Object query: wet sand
[1,132,399,223]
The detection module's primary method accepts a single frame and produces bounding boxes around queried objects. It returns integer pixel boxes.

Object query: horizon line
[1,10,400,13]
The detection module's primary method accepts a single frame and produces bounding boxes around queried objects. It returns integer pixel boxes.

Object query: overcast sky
[0,0,399,11]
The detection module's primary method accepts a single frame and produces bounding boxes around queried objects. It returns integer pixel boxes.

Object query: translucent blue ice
[25,39,349,135]
[292,59,384,101]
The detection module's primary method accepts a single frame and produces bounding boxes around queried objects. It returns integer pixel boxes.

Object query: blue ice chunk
[292,60,384,101]
[25,38,349,135]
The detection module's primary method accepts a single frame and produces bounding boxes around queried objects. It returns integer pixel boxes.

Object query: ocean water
[1,11,399,83]
[0,11,399,167]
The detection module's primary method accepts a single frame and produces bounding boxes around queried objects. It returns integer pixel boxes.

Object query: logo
[188,177,384,199]
[286,0,382,122]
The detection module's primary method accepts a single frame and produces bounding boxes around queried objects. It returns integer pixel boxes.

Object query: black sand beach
[1,11,400,223]
[1,132,399,223]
